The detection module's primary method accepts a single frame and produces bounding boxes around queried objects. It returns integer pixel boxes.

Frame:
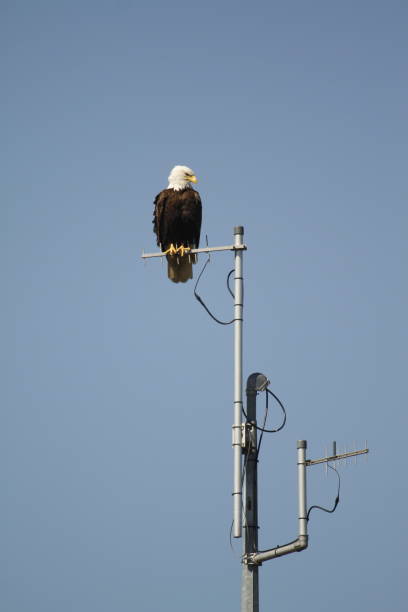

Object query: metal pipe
[241,374,264,612]
[233,226,244,538]
[249,440,309,564]
[250,536,308,564]
[298,440,308,538]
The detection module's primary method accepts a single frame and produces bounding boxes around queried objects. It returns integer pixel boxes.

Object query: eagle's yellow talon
[163,243,178,256]
[177,245,191,256]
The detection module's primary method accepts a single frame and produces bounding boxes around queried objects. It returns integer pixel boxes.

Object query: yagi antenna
[307,441,369,470]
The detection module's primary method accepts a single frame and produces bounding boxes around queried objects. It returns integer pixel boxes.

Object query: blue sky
[2,1,407,610]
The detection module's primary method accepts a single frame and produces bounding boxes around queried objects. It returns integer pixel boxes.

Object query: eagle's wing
[192,190,202,248]
[153,190,167,249]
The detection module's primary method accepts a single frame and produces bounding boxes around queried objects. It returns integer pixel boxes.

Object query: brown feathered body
[153,187,202,283]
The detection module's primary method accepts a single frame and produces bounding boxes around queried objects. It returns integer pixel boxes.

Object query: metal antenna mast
[240,374,368,612]
[142,230,369,612]
[142,226,247,538]
[233,226,244,538]
[240,373,264,612]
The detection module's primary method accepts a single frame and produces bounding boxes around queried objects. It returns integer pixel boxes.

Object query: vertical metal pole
[241,374,262,612]
[297,440,308,540]
[233,226,244,538]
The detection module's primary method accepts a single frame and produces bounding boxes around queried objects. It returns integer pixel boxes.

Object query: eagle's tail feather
[167,255,193,283]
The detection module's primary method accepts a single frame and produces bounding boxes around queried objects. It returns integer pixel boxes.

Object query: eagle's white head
[167,165,198,191]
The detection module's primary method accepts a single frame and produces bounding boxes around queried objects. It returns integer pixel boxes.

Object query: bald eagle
[153,165,202,283]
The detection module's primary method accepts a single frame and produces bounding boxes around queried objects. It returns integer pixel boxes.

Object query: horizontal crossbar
[141,244,247,259]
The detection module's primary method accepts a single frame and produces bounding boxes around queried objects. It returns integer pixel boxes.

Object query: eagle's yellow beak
[189,175,198,183]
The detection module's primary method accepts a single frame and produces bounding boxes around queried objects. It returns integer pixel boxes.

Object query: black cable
[194,256,236,325]
[242,389,287,434]
[256,391,269,457]
[227,269,235,299]
[229,520,237,555]
[241,443,251,527]
[306,463,340,521]
[265,389,287,432]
